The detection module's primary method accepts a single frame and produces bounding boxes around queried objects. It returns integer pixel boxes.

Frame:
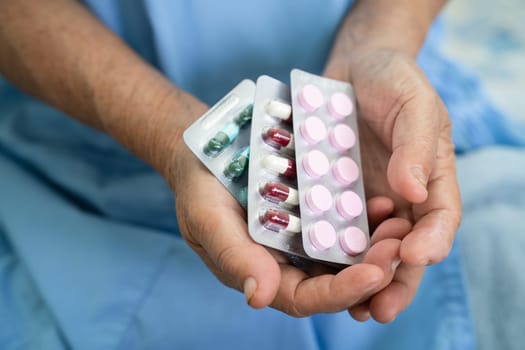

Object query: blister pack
[183,80,255,208]
[247,76,307,258]
[290,69,369,265]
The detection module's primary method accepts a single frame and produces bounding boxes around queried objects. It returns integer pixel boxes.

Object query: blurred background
[442,0,525,122]
[442,2,525,349]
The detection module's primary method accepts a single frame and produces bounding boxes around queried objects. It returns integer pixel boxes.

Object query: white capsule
[286,214,302,233]
[266,100,292,121]
[262,155,292,175]
[284,187,299,206]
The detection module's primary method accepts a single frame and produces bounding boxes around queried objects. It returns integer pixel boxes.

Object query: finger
[348,301,371,322]
[345,239,402,320]
[188,206,281,309]
[270,239,400,316]
[369,264,425,323]
[271,263,384,316]
[400,136,461,265]
[387,93,442,204]
[360,238,402,290]
[367,196,395,230]
[272,240,400,317]
[371,217,413,245]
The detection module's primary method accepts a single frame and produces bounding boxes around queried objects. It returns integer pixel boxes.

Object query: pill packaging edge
[290,69,370,265]
[183,79,255,208]
[247,75,308,258]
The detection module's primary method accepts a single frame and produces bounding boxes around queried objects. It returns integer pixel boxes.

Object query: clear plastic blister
[183,80,255,208]
[247,75,308,258]
[290,69,370,265]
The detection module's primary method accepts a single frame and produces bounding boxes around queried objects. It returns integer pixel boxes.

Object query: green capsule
[224,146,250,180]
[234,104,253,128]
[203,122,240,157]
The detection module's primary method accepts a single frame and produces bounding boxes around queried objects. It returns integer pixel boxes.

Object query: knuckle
[215,244,239,275]
[412,134,436,153]
[285,301,308,318]
[185,210,213,241]
[393,133,436,161]
[280,288,310,318]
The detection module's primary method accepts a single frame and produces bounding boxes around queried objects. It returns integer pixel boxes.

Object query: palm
[321,47,462,321]
[357,119,413,222]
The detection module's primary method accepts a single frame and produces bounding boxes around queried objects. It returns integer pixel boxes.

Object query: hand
[167,95,408,317]
[324,47,461,322]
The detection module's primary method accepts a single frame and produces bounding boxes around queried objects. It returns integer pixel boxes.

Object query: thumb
[193,208,282,309]
[387,94,441,203]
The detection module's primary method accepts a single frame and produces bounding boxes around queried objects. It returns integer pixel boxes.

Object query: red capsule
[259,182,299,206]
[262,127,294,150]
[259,209,301,233]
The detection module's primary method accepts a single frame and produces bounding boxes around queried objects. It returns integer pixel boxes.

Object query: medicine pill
[291,69,369,265]
[297,84,324,112]
[305,184,333,214]
[203,122,240,156]
[339,227,367,256]
[308,220,337,251]
[234,104,254,127]
[184,79,255,209]
[327,92,353,120]
[259,208,301,233]
[302,150,329,178]
[299,116,327,145]
[263,155,296,178]
[329,124,355,152]
[332,157,359,186]
[259,181,299,206]
[223,146,250,180]
[248,76,305,259]
[262,127,294,151]
[266,99,292,122]
[335,191,363,221]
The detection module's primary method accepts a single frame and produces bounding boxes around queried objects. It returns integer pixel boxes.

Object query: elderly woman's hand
[323,44,460,322]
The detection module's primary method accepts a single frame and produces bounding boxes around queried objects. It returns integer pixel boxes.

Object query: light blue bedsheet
[458,147,525,350]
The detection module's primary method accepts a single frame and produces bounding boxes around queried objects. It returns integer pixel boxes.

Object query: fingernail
[416,255,430,266]
[411,166,428,188]
[391,259,401,272]
[243,277,257,304]
[419,259,429,266]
